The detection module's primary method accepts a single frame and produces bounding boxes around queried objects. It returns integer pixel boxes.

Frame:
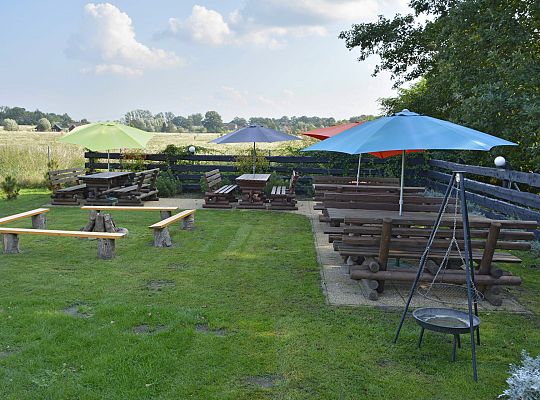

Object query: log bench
[268,171,299,210]
[148,209,196,247]
[202,169,237,208]
[81,206,179,220]
[0,208,49,229]
[335,216,536,303]
[0,227,126,259]
[49,168,86,205]
[112,169,160,206]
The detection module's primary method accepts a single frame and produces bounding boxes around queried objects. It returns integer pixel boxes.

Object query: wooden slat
[149,209,196,229]
[0,227,125,239]
[0,208,50,224]
[81,206,178,211]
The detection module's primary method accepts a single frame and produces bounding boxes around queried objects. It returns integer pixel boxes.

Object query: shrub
[3,118,19,131]
[236,148,269,174]
[499,350,540,399]
[44,159,60,190]
[156,170,181,197]
[1,175,20,200]
[264,172,287,196]
[36,118,51,132]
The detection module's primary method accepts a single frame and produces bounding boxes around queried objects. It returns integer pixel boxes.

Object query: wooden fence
[85,151,409,193]
[424,159,540,237]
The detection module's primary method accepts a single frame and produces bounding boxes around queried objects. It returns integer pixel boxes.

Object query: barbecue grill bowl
[413,307,480,335]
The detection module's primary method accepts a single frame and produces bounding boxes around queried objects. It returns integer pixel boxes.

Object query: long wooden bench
[268,171,299,210]
[202,169,237,208]
[49,168,86,205]
[334,217,537,303]
[313,176,399,185]
[112,169,160,205]
[0,208,49,229]
[148,209,196,247]
[81,206,178,220]
[0,227,126,259]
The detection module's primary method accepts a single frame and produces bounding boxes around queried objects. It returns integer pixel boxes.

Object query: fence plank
[427,170,540,209]
[429,159,540,188]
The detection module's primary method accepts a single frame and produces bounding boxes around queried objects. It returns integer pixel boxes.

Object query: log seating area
[312,176,538,305]
[112,169,160,205]
[202,169,238,208]
[149,209,196,247]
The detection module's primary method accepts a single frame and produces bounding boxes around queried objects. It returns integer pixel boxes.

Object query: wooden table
[235,174,271,209]
[79,172,134,205]
[313,183,425,201]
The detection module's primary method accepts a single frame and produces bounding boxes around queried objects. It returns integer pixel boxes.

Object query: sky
[0,0,411,122]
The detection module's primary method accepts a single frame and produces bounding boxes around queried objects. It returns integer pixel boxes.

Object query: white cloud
[67,3,182,76]
[217,86,249,105]
[168,5,232,45]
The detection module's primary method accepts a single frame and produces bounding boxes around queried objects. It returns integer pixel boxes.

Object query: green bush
[264,172,287,196]
[36,118,51,132]
[2,118,19,131]
[1,175,20,200]
[44,159,60,190]
[156,170,181,197]
[235,148,269,174]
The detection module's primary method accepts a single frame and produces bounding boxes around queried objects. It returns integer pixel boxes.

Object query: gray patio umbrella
[211,125,300,174]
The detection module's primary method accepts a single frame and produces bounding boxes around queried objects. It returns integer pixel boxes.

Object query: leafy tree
[172,116,191,130]
[202,111,223,133]
[2,118,18,131]
[36,117,51,132]
[188,113,203,127]
[231,116,247,128]
[339,0,539,171]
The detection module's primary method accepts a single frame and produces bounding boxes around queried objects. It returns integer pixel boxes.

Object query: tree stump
[361,257,380,273]
[97,238,116,259]
[31,214,47,229]
[181,214,195,230]
[160,211,172,220]
[82,210,98,232]
[3,234,20,254]
[361,279,379,300]
[153,228,172,247]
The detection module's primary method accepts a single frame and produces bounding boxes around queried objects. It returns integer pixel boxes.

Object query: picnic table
[313,183,425,201]
[78,171,134,205]
[235,173,271,209]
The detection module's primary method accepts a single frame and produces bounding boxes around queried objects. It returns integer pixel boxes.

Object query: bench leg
[31,214,47,229]
[160,211,172,220]
[97,238,116,259]
[181,214,195,230]
[153,228,172,247]
[3,234,20,254]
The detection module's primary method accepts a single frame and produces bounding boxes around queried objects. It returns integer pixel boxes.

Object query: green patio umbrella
[59,122,154,170]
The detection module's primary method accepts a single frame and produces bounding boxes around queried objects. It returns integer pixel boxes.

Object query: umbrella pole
[399,150,405,215]
[253,142,256,174]
[356,154,362,186]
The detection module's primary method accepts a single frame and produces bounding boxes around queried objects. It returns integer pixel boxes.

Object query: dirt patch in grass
[64,303,94,318]
[132,324,167,334]
[0,346,20,359]
[166,263,191,271]
[146,280,176,291]
[195,323,227,336]
[245,374,284,388]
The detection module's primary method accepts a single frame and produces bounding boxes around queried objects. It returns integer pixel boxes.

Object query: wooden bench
[312,176,399,185]
[334,217,537,303]
[202,169,237,208]
[313,183,424,201]
[81,206,178,220]
[148,209,196,247]
[112,168,160,205]
[48,168,86,205]
[0,227,126,259]
[0,208,49,229]
[268,171,299,210]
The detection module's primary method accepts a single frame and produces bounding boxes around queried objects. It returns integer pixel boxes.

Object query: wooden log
[426,259,441,275]
[103,214,116,233]
[31,214,47,229]
[94,213,105,233]
[484,286,503,306]
[361,257,380,273]
[489,265,504,279]
[153,228,172,247]
[377,217,392,293]
[181,213,195,230]
[479,222,501,274]
[363,279,379,290]
[160,210,172,220]
[97,238,115,259]
[3,234,20,254]
[361,279,379,300]
[349,269,522,286]
[82,210,97,232]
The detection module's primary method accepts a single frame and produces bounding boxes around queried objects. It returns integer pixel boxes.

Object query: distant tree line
[0,106,78,127]
[121,109,375,134]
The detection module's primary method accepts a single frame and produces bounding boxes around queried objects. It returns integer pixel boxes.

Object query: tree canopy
[340,0,540,171]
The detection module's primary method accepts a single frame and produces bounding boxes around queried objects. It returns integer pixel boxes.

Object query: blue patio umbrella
[302,109,517,214]
[212,125,299,174]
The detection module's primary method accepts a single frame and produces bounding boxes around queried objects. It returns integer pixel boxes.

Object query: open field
[0,191,539,399]
[0,129,315,187]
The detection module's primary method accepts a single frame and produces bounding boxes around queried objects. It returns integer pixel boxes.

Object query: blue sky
[0,0,410,122]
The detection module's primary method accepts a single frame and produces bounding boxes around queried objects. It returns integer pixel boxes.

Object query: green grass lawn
[0,190,539,399]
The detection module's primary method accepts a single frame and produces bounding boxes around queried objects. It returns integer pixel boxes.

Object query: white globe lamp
[494,156,506,168]
[188,146,196,154]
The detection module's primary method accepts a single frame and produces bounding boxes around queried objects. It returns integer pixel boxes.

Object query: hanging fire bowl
[413,307,480,335]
